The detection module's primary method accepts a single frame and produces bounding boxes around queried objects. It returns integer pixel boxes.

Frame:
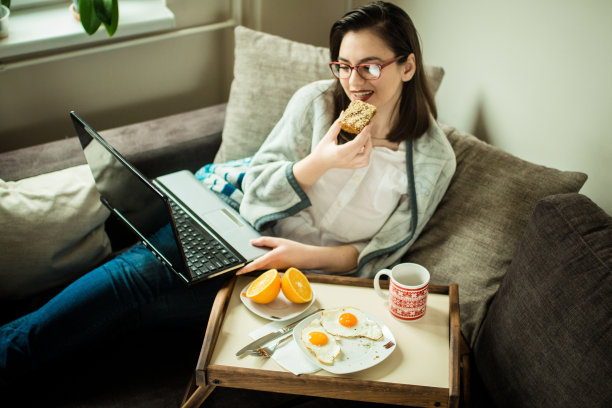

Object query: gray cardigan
[239,80,456,277]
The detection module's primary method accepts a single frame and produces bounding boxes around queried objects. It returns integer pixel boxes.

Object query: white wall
[245,0,345,47]
[396,0,611,214]
[0,0,234,152]
[0,0,344,152]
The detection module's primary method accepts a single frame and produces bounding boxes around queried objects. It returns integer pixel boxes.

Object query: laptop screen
[71,112,187,280]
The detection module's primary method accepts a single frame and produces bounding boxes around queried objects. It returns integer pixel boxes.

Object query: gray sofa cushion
[404,126,588,346]
[0,106,226,302]
[473,193,612,407]
[0,166,111,300]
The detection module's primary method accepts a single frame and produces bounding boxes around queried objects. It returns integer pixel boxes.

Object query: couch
[1,26,610,407]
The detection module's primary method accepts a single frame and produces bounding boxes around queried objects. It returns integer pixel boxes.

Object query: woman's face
[337,29,414,115]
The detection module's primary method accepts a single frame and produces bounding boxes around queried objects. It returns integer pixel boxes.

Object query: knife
[236,308,322,357]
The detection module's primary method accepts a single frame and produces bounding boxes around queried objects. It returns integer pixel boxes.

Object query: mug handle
[374,269,391,299]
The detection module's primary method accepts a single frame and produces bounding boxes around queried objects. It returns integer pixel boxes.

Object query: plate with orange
[240,268,317,321]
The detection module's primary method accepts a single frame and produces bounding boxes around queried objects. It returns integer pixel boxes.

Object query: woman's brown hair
[329,1,436,142]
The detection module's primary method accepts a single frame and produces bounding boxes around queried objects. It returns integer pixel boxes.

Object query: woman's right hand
[292,118,372,191]
[312,118,373,170]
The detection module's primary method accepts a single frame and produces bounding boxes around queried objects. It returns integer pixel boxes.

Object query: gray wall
[1,0,610,214]
[396,0,611,215]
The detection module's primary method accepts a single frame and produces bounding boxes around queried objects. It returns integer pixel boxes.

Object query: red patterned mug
[374,263,430,321]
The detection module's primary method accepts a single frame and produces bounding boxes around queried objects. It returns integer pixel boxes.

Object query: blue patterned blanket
[194,157,252,211]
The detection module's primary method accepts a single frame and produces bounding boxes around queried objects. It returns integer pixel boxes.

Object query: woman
[0,1,454,384]
[236,1,455,277]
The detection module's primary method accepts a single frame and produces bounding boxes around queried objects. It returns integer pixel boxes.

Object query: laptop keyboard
[169,199,241,278]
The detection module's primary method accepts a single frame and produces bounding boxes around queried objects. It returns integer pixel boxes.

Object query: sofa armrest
[0,104,226,181]
[472,193,612,407]
[100,105,226,179]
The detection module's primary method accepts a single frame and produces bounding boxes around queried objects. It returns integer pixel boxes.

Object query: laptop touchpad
[205,208,244,232]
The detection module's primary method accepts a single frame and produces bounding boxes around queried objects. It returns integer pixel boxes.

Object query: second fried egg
[320,307,383,340]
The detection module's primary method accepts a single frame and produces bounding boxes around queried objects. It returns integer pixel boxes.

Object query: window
[0,0,175,60]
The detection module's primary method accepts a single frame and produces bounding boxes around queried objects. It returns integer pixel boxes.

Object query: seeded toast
[339,100,377,135]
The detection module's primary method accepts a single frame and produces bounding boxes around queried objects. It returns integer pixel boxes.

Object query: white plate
[239,276,316,321]
[293,309,396,374]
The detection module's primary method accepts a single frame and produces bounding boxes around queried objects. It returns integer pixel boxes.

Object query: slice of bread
[339,100,377,135]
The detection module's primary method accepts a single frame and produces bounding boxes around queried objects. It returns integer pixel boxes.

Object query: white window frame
[10,0,65,11]
[0,0,176,60]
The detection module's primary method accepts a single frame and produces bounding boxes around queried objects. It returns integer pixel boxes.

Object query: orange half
[246,269,281,304]
[281,267,313,304]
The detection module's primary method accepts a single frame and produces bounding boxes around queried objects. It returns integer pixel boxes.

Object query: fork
[246,333,292,357]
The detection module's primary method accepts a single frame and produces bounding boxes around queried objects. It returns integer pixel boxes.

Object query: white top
[273,142,407,253]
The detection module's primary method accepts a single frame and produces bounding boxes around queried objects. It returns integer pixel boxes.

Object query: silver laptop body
[71,111,267,284]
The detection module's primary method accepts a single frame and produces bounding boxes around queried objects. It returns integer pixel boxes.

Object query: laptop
[71,111,268,284]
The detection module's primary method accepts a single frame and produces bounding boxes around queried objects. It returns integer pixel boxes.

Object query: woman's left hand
[235,236,313,275]
[234,236,359,275]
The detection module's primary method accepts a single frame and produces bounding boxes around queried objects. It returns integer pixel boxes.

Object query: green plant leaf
[1,0,10,9]
[93,0,112,26]
[79,0,102,35]
[102,0,119,37]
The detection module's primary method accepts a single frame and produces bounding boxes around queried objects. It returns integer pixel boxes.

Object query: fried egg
[320,307,383,340]
[300,318,341,365]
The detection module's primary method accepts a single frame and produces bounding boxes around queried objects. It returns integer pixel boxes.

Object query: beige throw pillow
[214,25,445,163]
[0,165,111,300]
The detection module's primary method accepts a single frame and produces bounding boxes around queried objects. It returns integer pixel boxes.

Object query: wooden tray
[184,274,460,408]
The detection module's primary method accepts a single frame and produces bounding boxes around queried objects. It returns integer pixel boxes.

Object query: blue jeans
[0,225,223,379]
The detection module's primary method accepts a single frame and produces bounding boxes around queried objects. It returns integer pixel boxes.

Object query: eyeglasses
[329,56,404,80]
